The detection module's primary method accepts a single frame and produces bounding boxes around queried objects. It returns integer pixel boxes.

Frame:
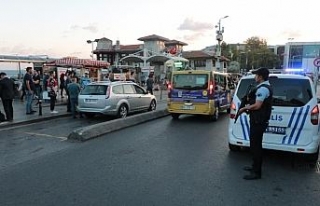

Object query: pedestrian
[33,70,41,99]
[146,74,154,95]
[0,72,15,121]
[60,73,65,98]
[23,67,36,115]
[238,67,273,180]
[80,72,91,90]
[47,71,58,114]
[65,71,73,112]
[67,77,82,118]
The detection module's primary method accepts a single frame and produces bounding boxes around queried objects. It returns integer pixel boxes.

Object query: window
[80,85,108,95]
[237,78,312,107]
[194,60,206,67]
[133,85,145,94]
[123,84,135,94]
[112,85,123,94]
[172,74,208,90]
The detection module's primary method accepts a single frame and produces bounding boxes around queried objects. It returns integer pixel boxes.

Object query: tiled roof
[119,44,142,50]
[182,51,214,58]
[138,34,170,42]
[165,39,188,46]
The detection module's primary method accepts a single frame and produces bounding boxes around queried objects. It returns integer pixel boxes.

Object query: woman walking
[47,71,58,114]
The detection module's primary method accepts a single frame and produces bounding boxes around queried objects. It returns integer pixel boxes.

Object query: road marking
[25,132,68,141]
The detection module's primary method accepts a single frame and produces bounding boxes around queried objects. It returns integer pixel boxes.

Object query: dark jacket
[249,84,273,125]
[0,77,15,100]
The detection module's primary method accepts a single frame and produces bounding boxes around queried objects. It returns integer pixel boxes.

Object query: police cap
[252,67,269,79]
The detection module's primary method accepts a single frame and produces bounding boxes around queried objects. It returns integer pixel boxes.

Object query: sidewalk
[0,89,168,128]
[0,96,70,128]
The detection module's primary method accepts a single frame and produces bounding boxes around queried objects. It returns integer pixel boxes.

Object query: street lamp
[215,15,229,71]
[87,39,99,60]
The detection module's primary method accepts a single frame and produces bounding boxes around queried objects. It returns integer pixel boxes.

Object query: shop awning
[47,57,110,68]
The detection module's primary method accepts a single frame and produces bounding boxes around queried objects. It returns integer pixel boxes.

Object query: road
[1,112,320,206]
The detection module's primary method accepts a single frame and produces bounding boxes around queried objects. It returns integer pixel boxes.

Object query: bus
[167,70,235,121]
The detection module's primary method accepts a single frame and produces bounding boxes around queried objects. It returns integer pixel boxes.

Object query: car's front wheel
[148,100,157,111]
[118,104,128,118]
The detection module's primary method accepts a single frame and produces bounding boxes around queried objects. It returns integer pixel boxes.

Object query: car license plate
[182,105,195,110]
[265,126,286,135]
[85,99,97,103]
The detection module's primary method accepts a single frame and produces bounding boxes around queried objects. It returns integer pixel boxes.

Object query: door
[123,84,138,111]
[133,84,150,110]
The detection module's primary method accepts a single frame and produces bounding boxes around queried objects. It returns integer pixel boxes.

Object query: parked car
[228,73,320,161]
[77,81,157,118]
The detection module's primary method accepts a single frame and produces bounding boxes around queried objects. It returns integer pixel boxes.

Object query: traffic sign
[313,57,320,67]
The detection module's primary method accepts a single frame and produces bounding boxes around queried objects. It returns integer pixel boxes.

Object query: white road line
[25,132,68,141]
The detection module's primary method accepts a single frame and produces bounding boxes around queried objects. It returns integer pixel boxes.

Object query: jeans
[26,90,34,113]
[2,99,13,120]
[70,98,78,117]
[50,95,56,111]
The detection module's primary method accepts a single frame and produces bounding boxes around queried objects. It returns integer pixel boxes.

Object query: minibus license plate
[182,105,195,110]
[265,126,286,135]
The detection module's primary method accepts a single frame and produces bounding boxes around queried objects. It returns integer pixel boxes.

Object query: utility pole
[215,15,229,71]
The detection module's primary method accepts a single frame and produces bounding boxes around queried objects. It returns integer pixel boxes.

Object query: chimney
[116,40,120,50]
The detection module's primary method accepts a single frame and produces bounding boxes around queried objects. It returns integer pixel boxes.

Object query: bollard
[38,99,42,116]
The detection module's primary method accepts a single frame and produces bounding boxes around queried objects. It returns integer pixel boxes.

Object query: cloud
[0,44,61,58]
[178,18,213,31]
[279,30,303,38]
[183,32,205,42]
[70,23,99,33]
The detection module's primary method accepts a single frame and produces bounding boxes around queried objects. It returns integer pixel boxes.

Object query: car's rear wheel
[85,113,95,118]
[171,113,180,120]
[307,146,319,163]
[208,107,219,121]
[229,143,240,151]
[148,100,157,111]
[118,104,128,118]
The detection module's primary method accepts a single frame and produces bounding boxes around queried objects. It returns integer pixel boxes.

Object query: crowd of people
[0,67,85,122]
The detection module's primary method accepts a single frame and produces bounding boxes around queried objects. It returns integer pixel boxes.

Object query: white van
[228,74,320,161]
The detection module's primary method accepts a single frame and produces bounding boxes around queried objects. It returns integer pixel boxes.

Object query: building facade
[284,42,320,73]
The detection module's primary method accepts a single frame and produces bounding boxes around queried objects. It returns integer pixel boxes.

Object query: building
[92,34,229,82]
[283,42,320,73]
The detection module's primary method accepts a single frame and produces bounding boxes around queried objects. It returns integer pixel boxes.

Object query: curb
[0,113,71,129]
[68,109,170,141]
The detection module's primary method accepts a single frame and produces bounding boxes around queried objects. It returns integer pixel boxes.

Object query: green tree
[244,36,279,70]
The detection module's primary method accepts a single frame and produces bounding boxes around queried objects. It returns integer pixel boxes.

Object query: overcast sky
[0,0,319,60]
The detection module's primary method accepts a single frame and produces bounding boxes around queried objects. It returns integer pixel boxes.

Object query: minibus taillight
[209,83,214,95]
[168,83,172,98]
[106,86,110,99]
[229,102,237,119]
[311,105,319,125]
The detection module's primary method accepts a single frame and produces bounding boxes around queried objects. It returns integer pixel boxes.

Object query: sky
[1,0,320,62]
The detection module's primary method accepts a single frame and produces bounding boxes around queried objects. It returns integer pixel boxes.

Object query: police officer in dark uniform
[238,67,273,180]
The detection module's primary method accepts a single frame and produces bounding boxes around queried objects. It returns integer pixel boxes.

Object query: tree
[244,36,279,70]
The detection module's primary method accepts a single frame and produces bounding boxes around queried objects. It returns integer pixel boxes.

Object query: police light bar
[285,68,305,72]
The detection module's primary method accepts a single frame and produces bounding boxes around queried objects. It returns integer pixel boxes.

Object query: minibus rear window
[172,74,208,90]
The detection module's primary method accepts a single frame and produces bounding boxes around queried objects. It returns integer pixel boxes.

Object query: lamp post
[215,15,229,71]
[87,39,98,60]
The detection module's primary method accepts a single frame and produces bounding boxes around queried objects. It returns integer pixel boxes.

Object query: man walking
[67,77,82,118]
[0,72,15,121]
[24,67,36,115]
[238,67,273,180]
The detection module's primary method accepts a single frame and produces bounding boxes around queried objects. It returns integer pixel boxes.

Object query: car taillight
[106,86,110,99]
[230,102,237,119]
[311,105,319,125]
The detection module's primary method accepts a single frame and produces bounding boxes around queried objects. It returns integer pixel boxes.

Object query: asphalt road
[1,113,320,206]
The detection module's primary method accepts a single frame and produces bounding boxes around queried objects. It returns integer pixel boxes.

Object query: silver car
[77,81,157,118]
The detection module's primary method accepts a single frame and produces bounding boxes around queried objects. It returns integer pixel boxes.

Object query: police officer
[238,67,273,180]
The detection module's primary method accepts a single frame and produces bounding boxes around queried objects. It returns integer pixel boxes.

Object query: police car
[228,73,320,161]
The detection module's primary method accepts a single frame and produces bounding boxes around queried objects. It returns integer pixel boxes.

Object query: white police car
[228,73,320,161]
